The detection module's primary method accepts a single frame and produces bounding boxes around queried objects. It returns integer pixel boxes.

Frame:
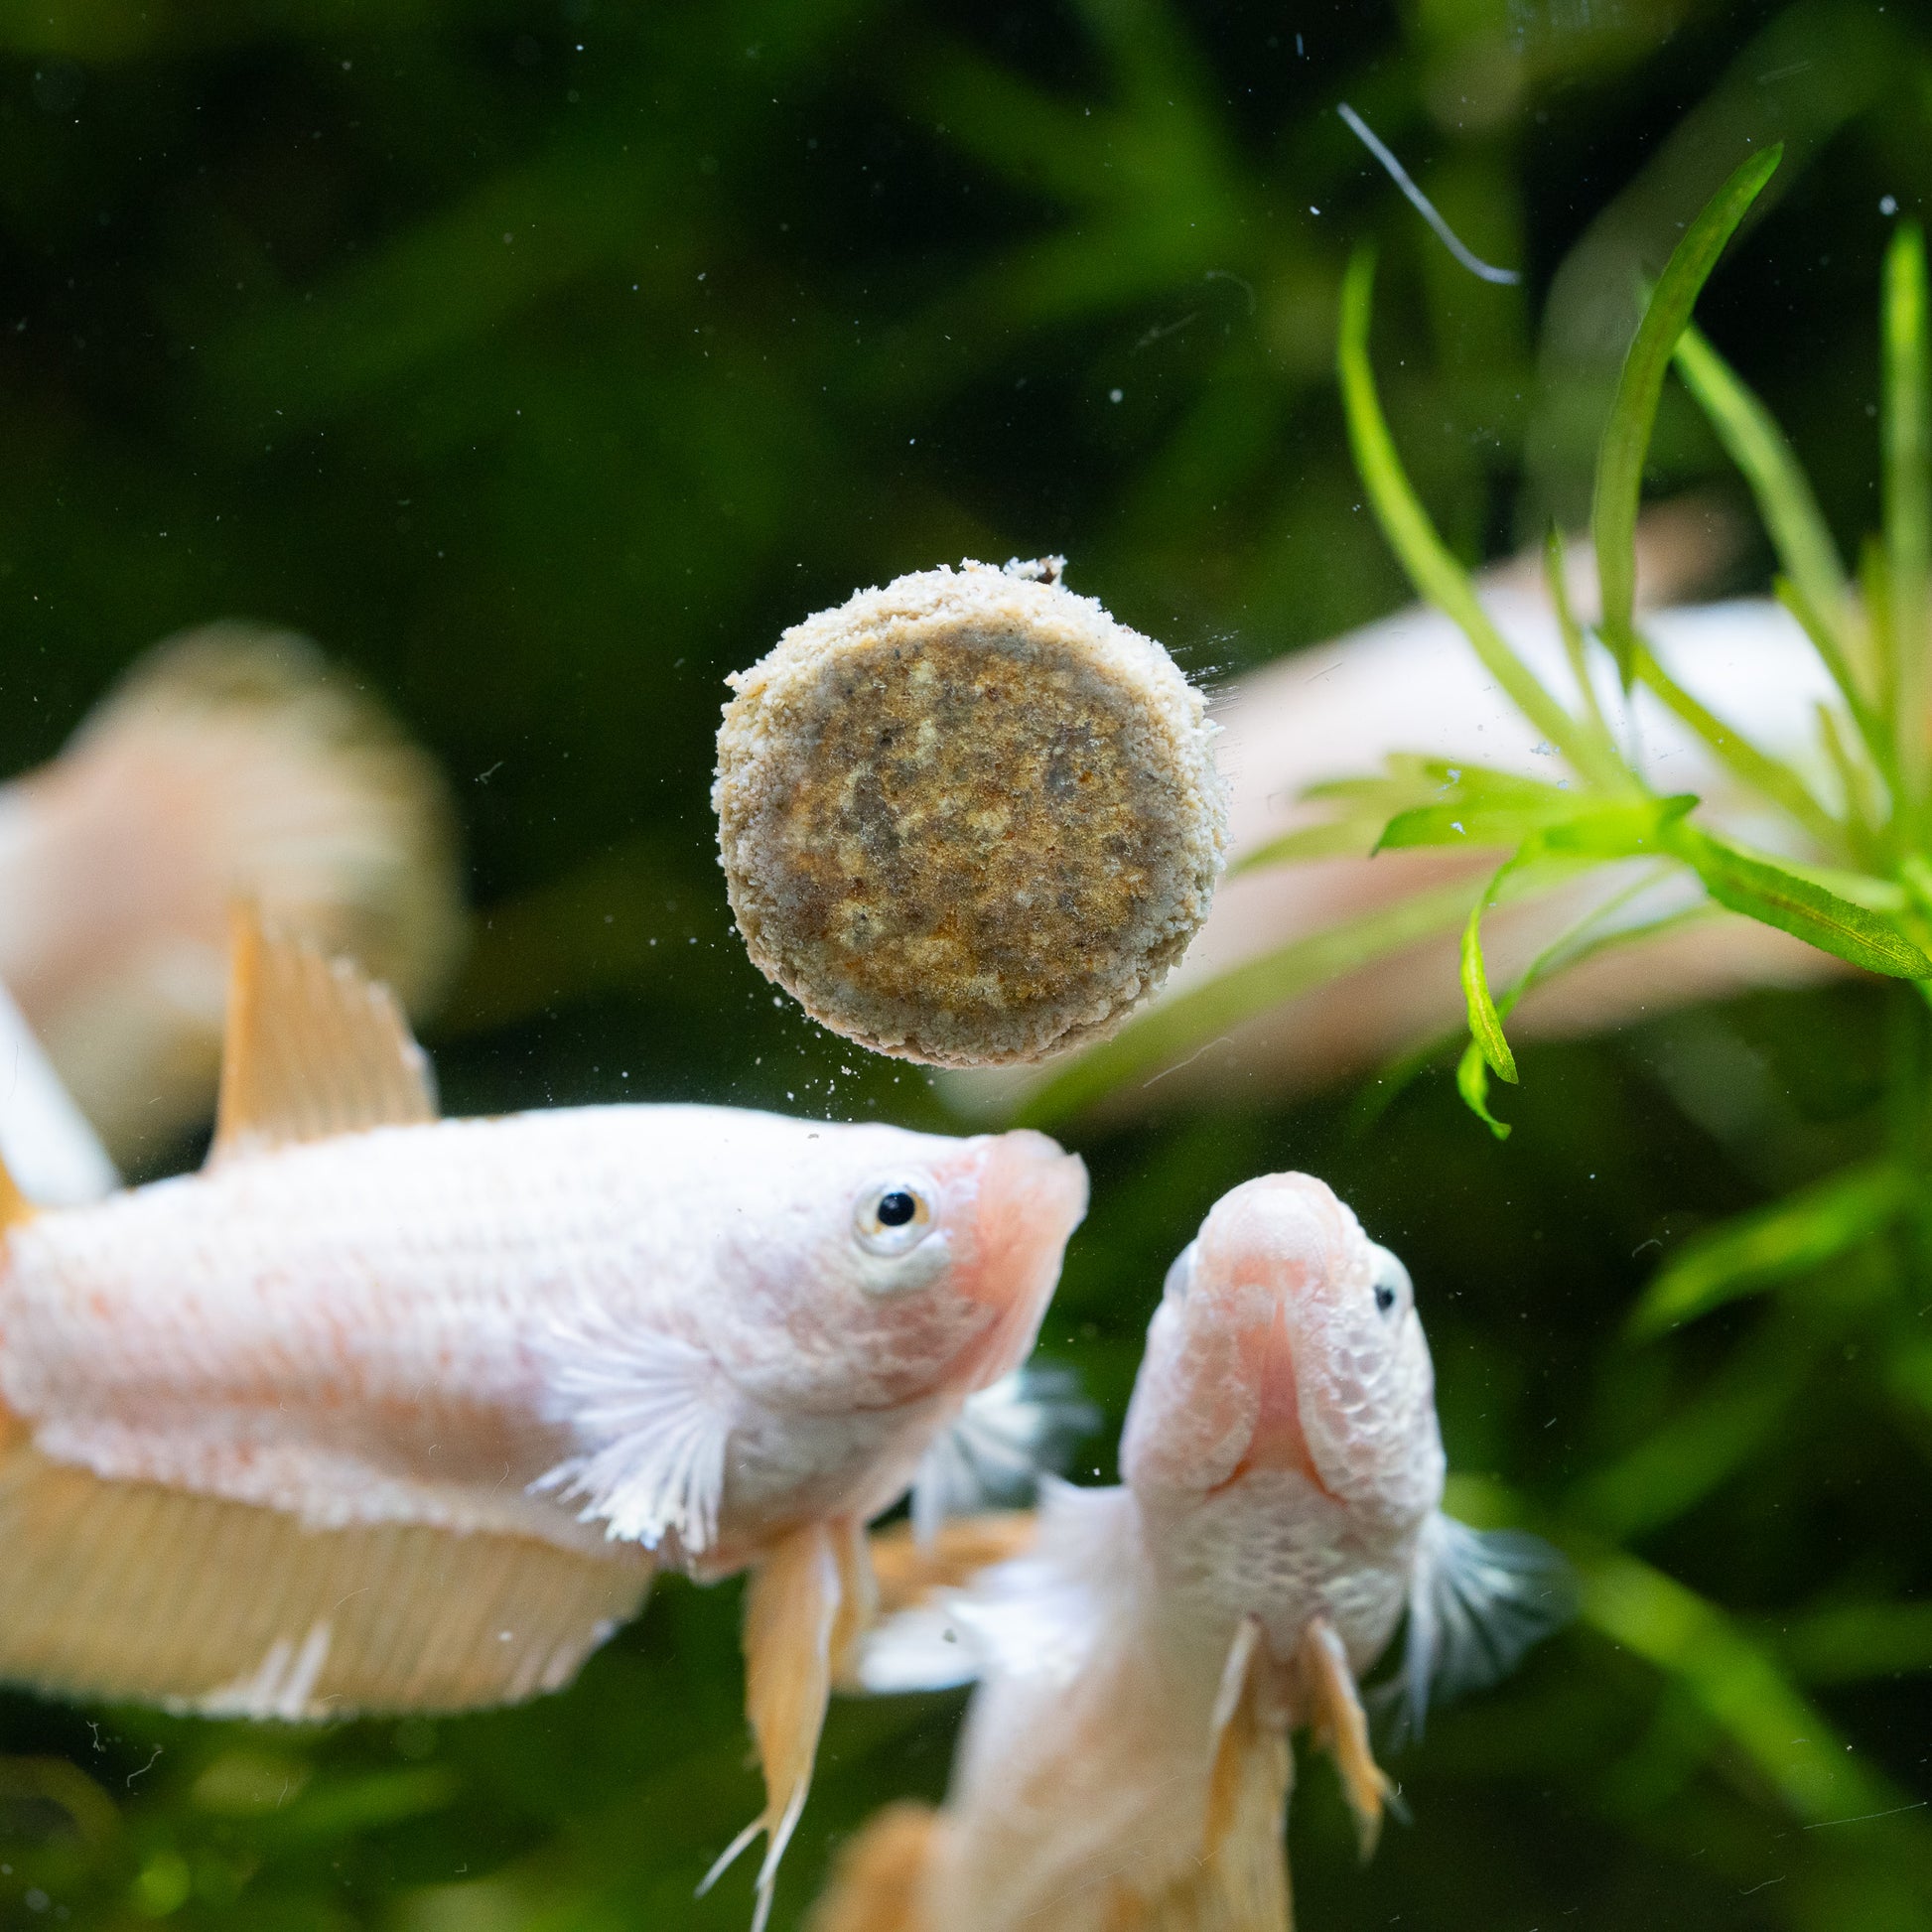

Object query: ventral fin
[1192,1612,1294,1932]
[210,904,437,1164]
[1296,1614,1393,1862]
[702,1519,849,1932]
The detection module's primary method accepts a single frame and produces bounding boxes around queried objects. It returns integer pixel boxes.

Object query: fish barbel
[0,912,1087,1931]
[816,1172,1568,1932]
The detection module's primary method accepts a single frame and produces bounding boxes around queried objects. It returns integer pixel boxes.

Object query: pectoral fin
[209,905,437,1164]
[1295,1616,1392,1861]
[531,1315,731,1556]
[702,1518,850,1932]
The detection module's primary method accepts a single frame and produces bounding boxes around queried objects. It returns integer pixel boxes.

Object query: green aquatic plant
[1010,137,1932,1925]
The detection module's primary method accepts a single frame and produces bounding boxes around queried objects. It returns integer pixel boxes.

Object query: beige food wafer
[714,559,1226,1066]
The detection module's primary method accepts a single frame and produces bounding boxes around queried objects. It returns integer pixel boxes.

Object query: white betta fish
[815,1172,1568,1932]
[0,913,1087,1931]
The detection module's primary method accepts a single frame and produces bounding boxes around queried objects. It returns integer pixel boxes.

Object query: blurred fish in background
[0,624,464,1189]
[951,504,1860,1123]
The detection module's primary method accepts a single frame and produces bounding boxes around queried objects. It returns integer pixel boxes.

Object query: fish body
[822,1173,1565,1932]
[0,917,1086,1931]
[2,1104,1075,1581]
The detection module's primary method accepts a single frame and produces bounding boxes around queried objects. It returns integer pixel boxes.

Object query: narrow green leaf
[1230,820,1384,870]
[1453,1477,1911,1829]
[1383,789,1695,858]
[1674,322,1851,636]
[1010,874,1483,1125]
[1529,793,1698,858]
[1459,891,1517,1083]
[1379,801,1564,850]
[1592,146,1783,680]
[1543,522,1620,762]
[1775,575,1886,767]
[1581,1549,1901,1825]
[1778,1597,1932,1686]
[1884,221,1930,806]
[1669,824,1932,977]
[1630,1160,1908,1336]
[1238,759,1585,872]
[1455,1037,1511,1140]
[1634,641,1845,855]
[1336,247,1627,793]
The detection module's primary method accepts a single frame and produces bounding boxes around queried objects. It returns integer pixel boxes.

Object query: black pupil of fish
[877,1190,918,1228]
[1374,1282,1396,1312]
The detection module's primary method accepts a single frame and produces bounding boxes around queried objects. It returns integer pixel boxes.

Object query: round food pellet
[713,558,1226,1066]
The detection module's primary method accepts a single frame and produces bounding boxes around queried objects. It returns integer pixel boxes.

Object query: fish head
[731,1122,1087,1412]
[1121,1172,1444,1526]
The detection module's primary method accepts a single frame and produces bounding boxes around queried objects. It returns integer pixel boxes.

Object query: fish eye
[1162,1240,1197,1304]
[854,1179,936,1257]
[1368,1243,1411,1319]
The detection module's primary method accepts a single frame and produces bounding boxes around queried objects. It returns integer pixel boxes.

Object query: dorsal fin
[210,905,437,1165]
[0,1151,31,1233]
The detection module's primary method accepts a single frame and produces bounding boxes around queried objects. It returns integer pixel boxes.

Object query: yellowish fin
[704,1517,865,1932]
[210,904,437,1164]
[1294,1614,1393,1861]
[1185,1612,1294,1932]
[0,1442,649,1717]
[867,1511,1038,1618]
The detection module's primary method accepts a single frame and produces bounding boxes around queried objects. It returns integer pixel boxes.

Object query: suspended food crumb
[714,558,1226,1066]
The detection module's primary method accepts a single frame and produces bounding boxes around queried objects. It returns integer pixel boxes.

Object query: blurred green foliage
[3,1,1932,1928]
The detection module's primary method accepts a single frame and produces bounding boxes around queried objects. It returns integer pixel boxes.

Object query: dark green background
[2,1,1930,1927]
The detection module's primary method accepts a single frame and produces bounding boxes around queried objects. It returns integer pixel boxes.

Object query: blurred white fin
[530,1313,731,1555]
[0,979,115,1209]
[1397,1512,1577,1742]
[850,1482,1127,1696]
[908,1363,1096,1546]
[4,623,463,1165]
[210,910,437,1164]
[0,1440,649,1716]
[846,1513,1038,1694]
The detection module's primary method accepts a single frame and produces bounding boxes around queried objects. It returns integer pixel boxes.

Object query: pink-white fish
[0,622,462,1175]
[816,1172,1566,1932]
[0,914,1087,1931]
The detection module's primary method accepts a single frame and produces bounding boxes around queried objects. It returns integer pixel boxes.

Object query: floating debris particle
[714,559,1226,1066]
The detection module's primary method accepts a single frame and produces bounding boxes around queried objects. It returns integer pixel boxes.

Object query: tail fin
[804,1804,939,1932]
[0,623,465,1165]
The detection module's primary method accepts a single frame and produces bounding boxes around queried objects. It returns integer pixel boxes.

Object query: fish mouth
[1192,1173,1345,1495]
[1231,1301,1327,1489]
[951,1129,1087,1386]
